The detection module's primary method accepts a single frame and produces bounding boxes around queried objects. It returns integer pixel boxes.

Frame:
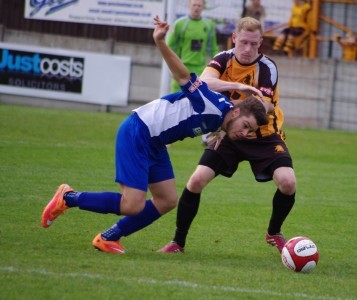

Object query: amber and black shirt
[206,50,284,138]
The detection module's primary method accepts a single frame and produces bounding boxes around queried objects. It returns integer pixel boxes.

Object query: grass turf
[0,104,356,299]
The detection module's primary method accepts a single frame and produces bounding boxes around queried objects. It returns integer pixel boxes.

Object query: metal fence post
[321,59,337,129]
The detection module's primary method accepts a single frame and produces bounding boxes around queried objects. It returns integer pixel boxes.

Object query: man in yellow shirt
[273,0,311,54]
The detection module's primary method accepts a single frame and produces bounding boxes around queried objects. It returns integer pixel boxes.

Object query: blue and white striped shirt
[133,73,233,146]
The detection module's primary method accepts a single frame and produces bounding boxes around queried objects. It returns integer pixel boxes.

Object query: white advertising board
[24,0,166,29]
[24,1,292,32]
[0,43,131,106]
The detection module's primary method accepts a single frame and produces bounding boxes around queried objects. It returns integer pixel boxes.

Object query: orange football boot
[41,184,73,228]
[92,233,125,254]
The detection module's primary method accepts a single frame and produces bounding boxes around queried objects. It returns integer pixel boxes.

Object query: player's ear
[232,32,237,43]
[232,107,240,118]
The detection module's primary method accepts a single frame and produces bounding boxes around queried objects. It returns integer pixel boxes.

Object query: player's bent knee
[187,167,215,193]
[187,175,207,193]
[273,167,296,195]
[279,176,296,195]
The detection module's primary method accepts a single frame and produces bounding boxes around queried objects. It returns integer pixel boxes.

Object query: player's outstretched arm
[153,16,190,86]
[201,68,273,113]
[201,69,263,98]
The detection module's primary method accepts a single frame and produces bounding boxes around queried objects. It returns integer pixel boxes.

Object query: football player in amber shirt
[160,17,296,255]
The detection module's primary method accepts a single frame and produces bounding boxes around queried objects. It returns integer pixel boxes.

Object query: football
[281,236,319,273]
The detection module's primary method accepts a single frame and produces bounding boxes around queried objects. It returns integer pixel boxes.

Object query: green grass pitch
[0,104,356,299]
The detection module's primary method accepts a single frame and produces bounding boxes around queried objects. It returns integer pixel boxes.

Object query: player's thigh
[149,178,178,215]
[115,115,150,192]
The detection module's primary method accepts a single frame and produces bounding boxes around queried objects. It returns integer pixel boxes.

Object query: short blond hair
[190,0,205,5]
[236,17,263,35]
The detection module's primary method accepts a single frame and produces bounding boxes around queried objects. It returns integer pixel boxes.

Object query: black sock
[173,187,201,248]
[268,189,295,235]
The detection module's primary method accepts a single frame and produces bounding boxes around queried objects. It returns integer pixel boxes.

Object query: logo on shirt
[188,77,203,93]
[260,86,274,97]
[243,74,252,85]
[209,60,221,68]
[274,145,285,153]
[193,127,203,136]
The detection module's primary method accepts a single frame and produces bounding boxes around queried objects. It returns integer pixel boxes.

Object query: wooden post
[309,0,320,59]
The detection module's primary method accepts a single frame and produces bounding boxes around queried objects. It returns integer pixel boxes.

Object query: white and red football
[281,236,319,273]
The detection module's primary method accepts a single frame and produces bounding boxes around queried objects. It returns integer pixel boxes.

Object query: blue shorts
[115,113,174,191]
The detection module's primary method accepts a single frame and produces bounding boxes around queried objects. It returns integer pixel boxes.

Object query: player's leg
[175,165,216,245]
[92,185,147,254]
[268,166,296,234]
[264,160,296,253]
[41,182,147,254]
[95,179,177,254]
[41,184,126,228]
[160,143,237,252]
[158,165,215,253]
[242,134,295,253]
[42,113,148,225]
[95,110,152,236]
[107,179,177,239]
[150,178,178,214]
[108,146,177,238]
[95,143,176,253]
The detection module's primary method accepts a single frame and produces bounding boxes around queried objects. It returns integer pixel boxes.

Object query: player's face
[233,29,262,64]
[226,114,258,140]
[189,0,204,19]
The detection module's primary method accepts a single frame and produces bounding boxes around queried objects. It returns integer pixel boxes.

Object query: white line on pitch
[0,266,344,300]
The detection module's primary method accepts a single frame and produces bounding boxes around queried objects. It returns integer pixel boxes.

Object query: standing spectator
[167,0,219,93]
[242,0,266,32]
[272,0,311,54]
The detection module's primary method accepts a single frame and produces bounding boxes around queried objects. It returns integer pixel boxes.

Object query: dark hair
[235,96,268,126]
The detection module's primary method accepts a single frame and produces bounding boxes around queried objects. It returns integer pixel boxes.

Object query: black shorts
[199,133,293,182]
[282,27,305,37]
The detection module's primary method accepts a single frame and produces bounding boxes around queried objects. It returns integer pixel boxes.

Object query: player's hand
[153,16,169,42]
[237,83,263,100]
[206,131,226,150]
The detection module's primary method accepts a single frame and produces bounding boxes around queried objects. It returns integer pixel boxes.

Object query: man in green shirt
[168,0,219,93]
